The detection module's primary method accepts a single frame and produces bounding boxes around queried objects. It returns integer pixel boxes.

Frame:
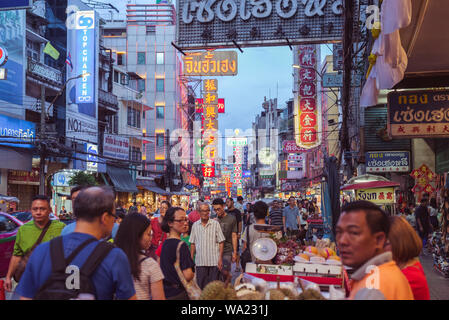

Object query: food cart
[241,225,349,298]
[341,174,400,215]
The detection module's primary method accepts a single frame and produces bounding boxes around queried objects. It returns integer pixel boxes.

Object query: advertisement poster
[66,0,99,144]
[0,9,25,112]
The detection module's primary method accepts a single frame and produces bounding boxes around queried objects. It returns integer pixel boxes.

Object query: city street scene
[1,0,449,302]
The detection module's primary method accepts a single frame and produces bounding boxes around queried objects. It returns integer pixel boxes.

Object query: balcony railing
[99,88,119,113]
[27,57,63,86]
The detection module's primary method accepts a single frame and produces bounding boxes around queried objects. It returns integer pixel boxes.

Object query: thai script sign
[282,140,308,153]
[183,51,237,76]
[8,167,39,185]
[176,0,343,49]
[355,187,395,204]
[0,114,35,148]
[103,134,130,161]
[288,154,304,161]
[366,151,410,173]
[295,45,321,149]
[388,90,449,138]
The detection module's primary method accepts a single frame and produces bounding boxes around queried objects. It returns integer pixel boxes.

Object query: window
[156,164,164,171]
[138,79,145,92]
[120,73,129,85]
[137,52,146,65]
[156,79,164,92]
[130,147,142,162]
[117,53,124,65]
[156,52,164,65]
[0,215,19,234]
[113,70,119,83]
[156,106,164,119]
[127,107,141,128]
[26,39,40,61]
[156,133,164,147]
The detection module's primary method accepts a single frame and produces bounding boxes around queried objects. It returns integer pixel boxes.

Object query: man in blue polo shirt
[283,196,302,238]
[16,186,136,300]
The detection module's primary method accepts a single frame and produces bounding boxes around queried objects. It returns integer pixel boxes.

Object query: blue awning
[106,165,138,193]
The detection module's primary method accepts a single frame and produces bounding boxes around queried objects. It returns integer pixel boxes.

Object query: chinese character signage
[195,98,204,113]
[295,45,321,149]
[366,151,410,173]
[183,51,237,76]
[203,79,218,92]
[176,0,344,49]
[355,188,395,204]
[388,90,449,138]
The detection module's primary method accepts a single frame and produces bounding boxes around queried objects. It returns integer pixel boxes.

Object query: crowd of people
[1,185,437,300]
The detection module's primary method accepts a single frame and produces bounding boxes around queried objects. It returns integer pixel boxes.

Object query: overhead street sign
[322,73,362,88]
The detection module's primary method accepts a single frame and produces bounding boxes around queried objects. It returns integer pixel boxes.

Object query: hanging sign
[176,0,344,49]
[388,90,449,138]
[355,187,395,204]
[183,51,237,76]
[366,151,410,173]
[295,45,321,149]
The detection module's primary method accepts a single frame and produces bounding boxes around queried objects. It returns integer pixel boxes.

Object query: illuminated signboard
[294,45,321,149]
[183,51,237,76]
[218,98,225,113]
[203,92,218,105]
[203,79,218,92]
[0,114,35,149]
[176,0,343,50]
[66,4,98,144]
[204,105,218,119]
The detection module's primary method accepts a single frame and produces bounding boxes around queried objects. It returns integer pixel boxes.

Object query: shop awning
[106,165,138,193]
[137,179,170,195]
[341,181,400,191]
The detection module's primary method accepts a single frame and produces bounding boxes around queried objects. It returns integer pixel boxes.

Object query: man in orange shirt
[336,200,414,300]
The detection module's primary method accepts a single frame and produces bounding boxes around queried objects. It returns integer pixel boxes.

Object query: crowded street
[1,0,449,304]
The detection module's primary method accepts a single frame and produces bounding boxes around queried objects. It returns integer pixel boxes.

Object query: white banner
[103,134,129,160]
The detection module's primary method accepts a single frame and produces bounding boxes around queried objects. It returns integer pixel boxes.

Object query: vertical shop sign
[295,45,321,149]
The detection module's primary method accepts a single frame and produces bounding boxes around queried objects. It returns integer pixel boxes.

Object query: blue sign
[242,170,251,178]
[0,1,31,10]
[73,10,96,118]
[0,114,35,148]
[86,143,98,172]
[366,151,410,173]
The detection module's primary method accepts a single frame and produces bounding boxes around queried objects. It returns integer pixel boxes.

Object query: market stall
[341,174,400,215]
[241,225,349,298]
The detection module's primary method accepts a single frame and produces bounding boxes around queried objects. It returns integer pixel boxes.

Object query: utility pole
[39,85,46,195]
[340,0,354,177]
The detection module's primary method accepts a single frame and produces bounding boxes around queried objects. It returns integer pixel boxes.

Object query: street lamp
[39,72,91,195]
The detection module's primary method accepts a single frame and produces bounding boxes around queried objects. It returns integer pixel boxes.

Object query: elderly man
[190,202,225,289]
[336,200,414,300]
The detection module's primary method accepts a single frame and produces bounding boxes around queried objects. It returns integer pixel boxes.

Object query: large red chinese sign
[295,45,321,149]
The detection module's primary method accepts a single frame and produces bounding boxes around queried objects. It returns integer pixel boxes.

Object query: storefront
[7,166,40,211]
[170,192,190,210]
[136,179,170,213]
[51,170,78,216]
[104,165,138,208]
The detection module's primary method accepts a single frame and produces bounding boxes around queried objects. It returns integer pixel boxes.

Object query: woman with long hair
[159,207,195,300]
[386,216,430,300]
[148,200,171,259]
[115,213,166,300]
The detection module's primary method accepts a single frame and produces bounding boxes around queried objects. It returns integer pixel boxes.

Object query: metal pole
[39,85,46,195]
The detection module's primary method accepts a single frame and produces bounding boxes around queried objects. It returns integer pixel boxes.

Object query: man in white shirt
[190,203,225,290]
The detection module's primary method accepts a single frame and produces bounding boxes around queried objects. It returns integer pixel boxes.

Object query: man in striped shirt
[269,200,284,227]
[190,203,225,290]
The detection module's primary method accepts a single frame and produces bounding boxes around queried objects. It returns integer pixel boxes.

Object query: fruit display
[200,281,238,300]
[274,239,301,265]
[297,288,327,300]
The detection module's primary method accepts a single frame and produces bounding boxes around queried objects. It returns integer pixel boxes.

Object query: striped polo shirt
[190,219,225,267]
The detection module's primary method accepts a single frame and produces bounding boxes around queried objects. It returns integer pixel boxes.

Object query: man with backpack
[15,186,136,300]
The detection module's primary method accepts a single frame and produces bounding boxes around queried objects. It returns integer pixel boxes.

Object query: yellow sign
[204,92,218,105]
[183,51,238,76]
[204,105,218,119]
[203,79,218,92]
[204,118,218,130]
[355,188,395,204]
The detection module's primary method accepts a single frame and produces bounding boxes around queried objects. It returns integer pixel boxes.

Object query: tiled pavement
[420,252,449,300]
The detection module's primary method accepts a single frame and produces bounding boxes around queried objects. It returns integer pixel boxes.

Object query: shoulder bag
[240,225,252,271]
[13,220,52,282]
[174,240,201,300]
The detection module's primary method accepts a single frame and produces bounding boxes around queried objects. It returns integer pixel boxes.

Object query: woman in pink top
[115,213,166,300]
[386,216,430,300]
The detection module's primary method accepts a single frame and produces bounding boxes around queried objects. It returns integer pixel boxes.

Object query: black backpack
[34,237,114,300]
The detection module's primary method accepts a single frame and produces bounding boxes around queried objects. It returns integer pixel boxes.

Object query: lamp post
[39,73,90,195]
